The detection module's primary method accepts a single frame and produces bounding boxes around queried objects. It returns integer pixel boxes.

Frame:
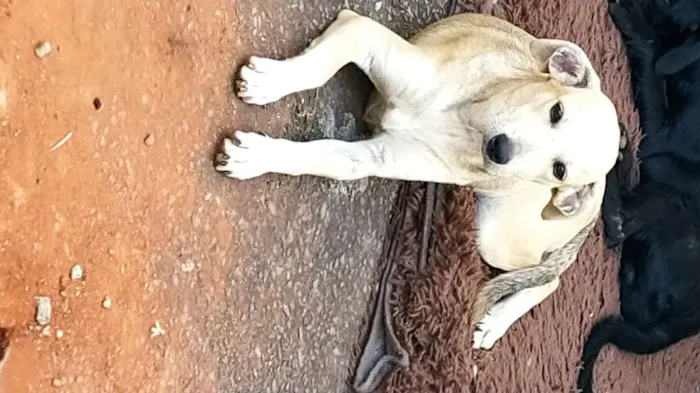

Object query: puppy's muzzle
[485,134,513,165]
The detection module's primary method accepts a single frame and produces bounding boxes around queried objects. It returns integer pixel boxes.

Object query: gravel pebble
[52,377,66,387]
[34,42,52,58]
[70,265,83,280]
[35,296,51,326]
[144,134,155,146]
[102,296,112,309]
[150,320,165,337]
[0,90,7,114]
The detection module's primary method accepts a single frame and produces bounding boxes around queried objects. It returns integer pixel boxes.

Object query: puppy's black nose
[485,134,512,165]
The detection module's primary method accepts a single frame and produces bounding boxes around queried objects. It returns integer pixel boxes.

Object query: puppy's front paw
[236,56,296,106]
[472,303,511,350]
[215,131,274,180]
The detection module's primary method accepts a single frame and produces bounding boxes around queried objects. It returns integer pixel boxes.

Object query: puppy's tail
[471,263,560,324]
[577,315,700,393]
[577,317,623,393]
[471,220,595,324]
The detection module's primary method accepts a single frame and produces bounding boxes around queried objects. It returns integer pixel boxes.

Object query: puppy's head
[477,39,619,188]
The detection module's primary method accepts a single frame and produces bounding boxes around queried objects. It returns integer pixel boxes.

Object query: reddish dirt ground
[0,0,452,392]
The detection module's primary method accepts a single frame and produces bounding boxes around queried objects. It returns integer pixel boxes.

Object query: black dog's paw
[602,186,627,250]
[616,130,636,190]
[602,125,635,250]
[604,212,626,250]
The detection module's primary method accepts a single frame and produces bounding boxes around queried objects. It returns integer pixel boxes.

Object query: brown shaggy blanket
[362,0,700,392]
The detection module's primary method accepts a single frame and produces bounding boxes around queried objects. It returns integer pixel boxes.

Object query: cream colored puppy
[216,11,619,349]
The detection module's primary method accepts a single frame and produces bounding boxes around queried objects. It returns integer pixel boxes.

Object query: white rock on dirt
[150,320,165,337]
[70,265,83,280]
[51,377,67,387]
[181,260,195,272]
[0,89,6,115]
[34,42,52,58]
[35,296,51,326]
[0,59,7,117]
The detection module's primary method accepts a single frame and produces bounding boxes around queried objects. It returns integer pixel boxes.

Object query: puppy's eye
[553,161,567,180]
[550,102,564,124]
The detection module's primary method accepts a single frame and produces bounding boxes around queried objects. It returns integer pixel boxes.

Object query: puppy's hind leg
[236,10,438,107]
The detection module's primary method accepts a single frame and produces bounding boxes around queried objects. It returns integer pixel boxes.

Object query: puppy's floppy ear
[530,39,601,90]
[541,183,597,221]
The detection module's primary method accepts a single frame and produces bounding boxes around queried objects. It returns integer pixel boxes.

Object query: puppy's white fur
[217,11,619,349]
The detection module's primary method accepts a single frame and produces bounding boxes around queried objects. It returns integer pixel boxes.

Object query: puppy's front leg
[472,278,560,350]
[215,131,455,182]
[237,10,438,107]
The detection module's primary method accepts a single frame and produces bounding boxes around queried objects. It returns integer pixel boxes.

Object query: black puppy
[577,1,700,392]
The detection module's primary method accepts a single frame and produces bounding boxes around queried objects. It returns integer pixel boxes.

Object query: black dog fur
[577,1,700,392]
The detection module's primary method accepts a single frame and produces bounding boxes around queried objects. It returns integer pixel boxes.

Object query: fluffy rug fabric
[377,1,700,392]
